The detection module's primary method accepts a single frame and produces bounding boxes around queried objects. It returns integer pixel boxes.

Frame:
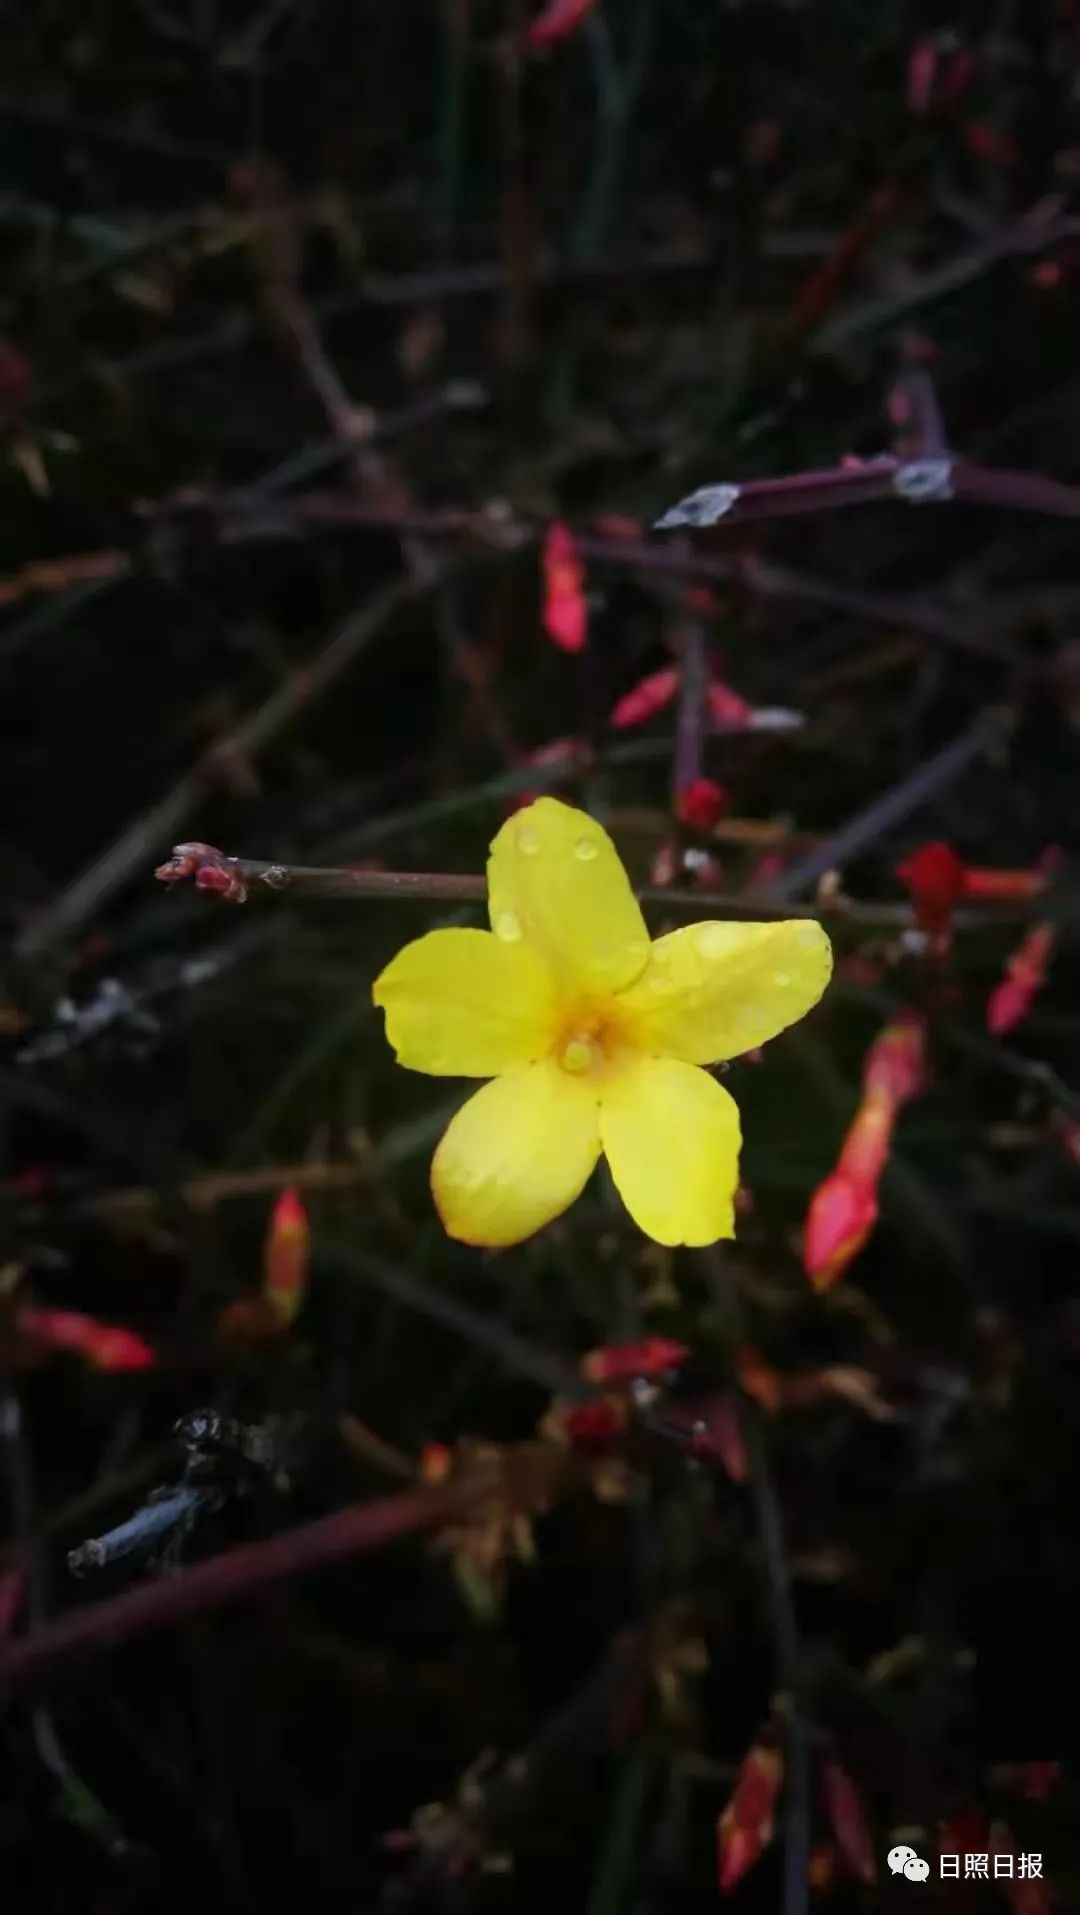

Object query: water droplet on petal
[648,972,674,995]
[495,910,522,943]
[517,827,540,857]
[694,924,729,959]
[574,835,599,862]
[774,970,791,987]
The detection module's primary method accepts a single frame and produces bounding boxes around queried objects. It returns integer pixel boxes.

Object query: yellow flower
[372,797,832,1250]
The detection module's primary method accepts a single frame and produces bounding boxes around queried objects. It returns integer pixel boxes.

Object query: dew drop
[495,909,523,943]
[517,827,540,857]
[694,924,730,960]
[648,970,674,996]
[574,835,599,862]
[773,970,791,987]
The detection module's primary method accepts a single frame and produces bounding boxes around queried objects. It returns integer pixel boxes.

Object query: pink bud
[611,668,680,729]
[804,1173,879,1292]
[526,0,601,47]
[541,521,587,653]
[707,679,754,727]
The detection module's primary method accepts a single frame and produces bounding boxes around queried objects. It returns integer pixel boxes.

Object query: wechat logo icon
[888,1845,929,1881]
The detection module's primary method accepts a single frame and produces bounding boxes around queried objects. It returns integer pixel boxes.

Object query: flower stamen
[559,1033,600,1075]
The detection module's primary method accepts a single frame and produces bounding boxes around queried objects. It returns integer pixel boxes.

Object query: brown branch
[79,1159,367,1223]
[0,1473,494,1704]
[151,841,1064,927]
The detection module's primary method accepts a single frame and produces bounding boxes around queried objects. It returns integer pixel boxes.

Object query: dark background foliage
[0,1,1079,1910]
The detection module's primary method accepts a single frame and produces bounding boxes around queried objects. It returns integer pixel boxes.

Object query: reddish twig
[655,454,1080,536]
[217,498,1013,663]
[0,1474,493,1703]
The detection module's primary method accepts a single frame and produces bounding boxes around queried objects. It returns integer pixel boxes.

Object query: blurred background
[0,0,1079,1909]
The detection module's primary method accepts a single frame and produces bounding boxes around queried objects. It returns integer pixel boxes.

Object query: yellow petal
[487,797,649,998]
[615,918,832,1065]
[373,928,558,1076]
[599,1055,741,1246]
[432,1060,601,1247]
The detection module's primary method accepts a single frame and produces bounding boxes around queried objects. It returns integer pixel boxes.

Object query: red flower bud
[582,1337,690,1384]
[987,923,1055,1036]
[558,1397,629,1450]
[610,668,680,729]
[526,0,600,46]
[263,1185,310,1329]
[675,778,728,831]
[717,1738,784,1893]
[820,1759,876,1886]
[17,1306,155,1372]
[861,1013,926,1106]
[707,679,754,728]
[896,840,966,938]
[804,1171,879,1292]
[541,521,587,653]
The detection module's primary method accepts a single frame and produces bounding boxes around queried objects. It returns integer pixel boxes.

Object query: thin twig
[152,840,1056,927]
[838,976,1080,1122]
[890,353,949,462]
[743,1409,809,1915]
[1,499,1014,673]
[380,1627,647,1906]
[762,709,1009,902]
[12,569,445,962]
[216,499,1016,663]
[353,1252,588,1401]
[672,608,708,804]
[82,1158,367,1221]
[811,212,1080,354]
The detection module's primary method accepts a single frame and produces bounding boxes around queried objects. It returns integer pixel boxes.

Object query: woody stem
[155,850,1066,927]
